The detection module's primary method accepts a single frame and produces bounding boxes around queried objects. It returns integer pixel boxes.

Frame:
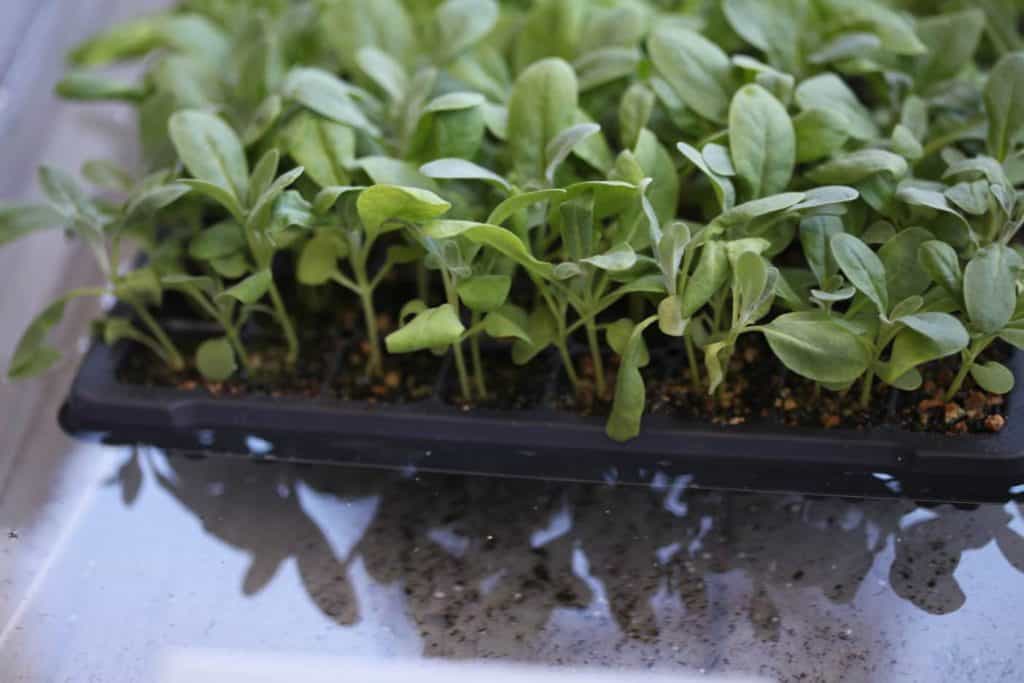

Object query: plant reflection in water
[108,449,1024,659]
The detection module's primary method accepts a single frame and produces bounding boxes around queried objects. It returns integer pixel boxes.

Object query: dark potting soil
[116,322,1011,436]
[118,330,339,399]
[894,346,1011,435]
[443,347,554,412]
[645,336,780,426]
[553,350,621,417]
[331,338,443,404]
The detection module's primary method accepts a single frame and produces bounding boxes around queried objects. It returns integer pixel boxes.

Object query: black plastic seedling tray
[60,322,1024,504]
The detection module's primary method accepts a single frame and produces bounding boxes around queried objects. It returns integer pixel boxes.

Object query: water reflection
[111,450,1024,659]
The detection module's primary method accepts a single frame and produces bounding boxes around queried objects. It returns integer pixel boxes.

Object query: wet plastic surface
[59,315,1024,504]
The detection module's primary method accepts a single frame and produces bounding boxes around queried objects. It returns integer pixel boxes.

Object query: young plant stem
[223,324,250,371]
[858,368,875,409]
[416,262,430,304]
[944,339,988,402]
[359,288,383,376]
[183,292,250,370]
[441,270,473,401]
[534,278,579,393]
[470,312,487,398]
[267,280,299,366]
[130,301,185,371]
[584,318,607,398]
[350,247,384,378]
[556,339,579,389]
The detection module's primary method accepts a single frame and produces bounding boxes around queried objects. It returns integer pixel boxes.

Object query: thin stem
[441,269,472,401]
[416,262,430,305]
[350,249,384,377]
[184,291,250,370]
[944,357,973,403]
[858,368,875,409]
[944,339,988,401]
[130,301,185,371]
[223,323,250,371]
[585,318,607,399]
[358,289,383,377]
[470,312,487,398]
[533,277,578,392]
[267,279,299,366]
[556,340,579,389]
[330,271,360,293]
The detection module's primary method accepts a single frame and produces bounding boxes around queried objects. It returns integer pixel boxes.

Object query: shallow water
[3,445,1023,682]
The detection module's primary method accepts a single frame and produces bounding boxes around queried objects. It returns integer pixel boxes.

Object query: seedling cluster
[3,0,1024,441]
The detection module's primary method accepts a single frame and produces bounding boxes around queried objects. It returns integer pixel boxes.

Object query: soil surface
[117,315,1012,435]
[443,347,555,412]
[645,337,779,426]
[118,330,338,399]
[331,338,442,404]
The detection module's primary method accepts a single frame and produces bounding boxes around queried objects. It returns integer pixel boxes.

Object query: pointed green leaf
[761,311,871,384]
[831,233,889,314]
[729,84,795,199]
[647,26,734,123]
[283,67,380,135]
[506,58,578,183]
[357,185,451,239]
[964,244,1015,333]
[984,52,1024,161]
[169,110,248,202]
[219,270,272,304]
[456,274,511,313]
[297,233,341,286]
[606,316,658,442]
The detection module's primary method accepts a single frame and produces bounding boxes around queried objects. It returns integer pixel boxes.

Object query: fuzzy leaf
[831,233,889,314]
[761,311,871,384]
[680,240,729,317]
[285,112,355,189]
[792,108,850,163]
[283,67,380,135]
[0,203,63,246]
[420,158,512,192]
[606,316,658,442]
[918,240,963,302]
[795,74,877,141]
[808,150,908,185]
[729,84,795,199]
[169,110,249,202]
[422,220,554,279]
[647,26,734,123]
[506,58,578,183]
[581,243,637,272]
[984,52,1024,161]
[971,361,1015,394]
[964,244,1016,333]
